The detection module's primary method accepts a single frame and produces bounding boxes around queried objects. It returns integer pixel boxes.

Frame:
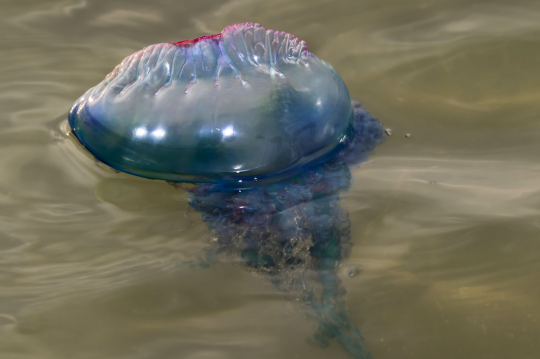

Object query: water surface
[1,0,539,358]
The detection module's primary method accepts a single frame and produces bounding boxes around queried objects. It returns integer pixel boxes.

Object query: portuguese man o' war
[69,23,353,185]
[67,23,384,359]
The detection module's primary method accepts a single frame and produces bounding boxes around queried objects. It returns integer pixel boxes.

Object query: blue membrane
[69,23,353,185]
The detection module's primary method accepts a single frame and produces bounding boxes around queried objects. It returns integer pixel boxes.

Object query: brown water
[1,0,540,358]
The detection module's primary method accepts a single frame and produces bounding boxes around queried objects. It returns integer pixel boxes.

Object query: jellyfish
[69,22,354,186]
[67,23,384,359]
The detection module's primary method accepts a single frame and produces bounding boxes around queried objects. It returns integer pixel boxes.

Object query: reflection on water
[1,0,540,358]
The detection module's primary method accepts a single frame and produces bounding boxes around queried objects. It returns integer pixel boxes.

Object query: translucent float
[68,23,354,184]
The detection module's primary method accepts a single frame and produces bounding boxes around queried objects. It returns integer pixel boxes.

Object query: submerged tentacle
[184,109,382,358]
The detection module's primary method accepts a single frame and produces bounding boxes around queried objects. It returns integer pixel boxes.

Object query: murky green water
[1,0,539,358]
